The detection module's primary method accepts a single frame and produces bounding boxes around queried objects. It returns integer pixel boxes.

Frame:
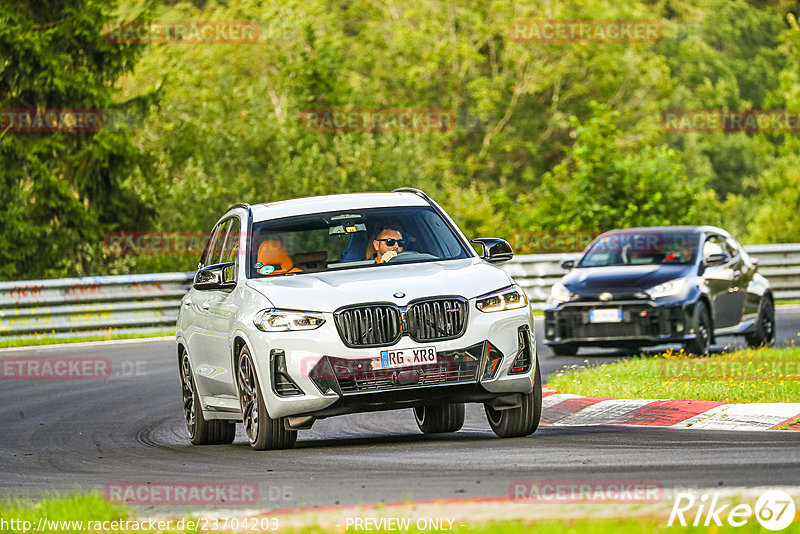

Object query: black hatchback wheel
[746,297,776,347]
[684,301,711,355]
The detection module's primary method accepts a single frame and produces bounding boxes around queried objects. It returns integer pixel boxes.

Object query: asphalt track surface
[1,308,799,509]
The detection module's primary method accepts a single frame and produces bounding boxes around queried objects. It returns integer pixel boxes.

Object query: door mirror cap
[705,253,730,266]
[471,238,514,264]
[194,262,236,290]
[560,259,575,270]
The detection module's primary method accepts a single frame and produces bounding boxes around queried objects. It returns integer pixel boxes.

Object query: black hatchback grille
[334,298,468,348]
[406,298,467,342]
[335,305,402,347]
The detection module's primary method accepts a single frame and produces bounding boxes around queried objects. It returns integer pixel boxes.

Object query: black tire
[236,345,297,450]
[550,344,578,356]
[484,358,542,438]
[746,297,776,347]
[413,403,465,434]
[684,301,711,355]
[180,353,236,445]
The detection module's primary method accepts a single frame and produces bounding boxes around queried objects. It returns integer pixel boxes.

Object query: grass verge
[547,346,800,403]
[0,330,175,349]
[0,493,785,533]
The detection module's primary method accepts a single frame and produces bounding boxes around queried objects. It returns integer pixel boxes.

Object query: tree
[526,103,719,232]
[0,0,155,279]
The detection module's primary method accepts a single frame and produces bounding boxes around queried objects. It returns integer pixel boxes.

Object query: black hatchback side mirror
[471,238,514,264]
[194,262,236,290]
[560,259,575,270]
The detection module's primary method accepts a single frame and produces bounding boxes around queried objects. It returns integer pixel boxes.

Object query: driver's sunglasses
[376,238,405,247]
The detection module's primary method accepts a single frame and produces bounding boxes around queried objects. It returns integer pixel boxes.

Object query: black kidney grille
[335,305,402,347]
[406,298,467,341]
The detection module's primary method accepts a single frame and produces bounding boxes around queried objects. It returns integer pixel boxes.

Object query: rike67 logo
[669,490,797,531]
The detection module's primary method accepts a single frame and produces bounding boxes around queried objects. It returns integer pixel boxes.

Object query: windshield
[247,206,470,278]
[579,230,699,267]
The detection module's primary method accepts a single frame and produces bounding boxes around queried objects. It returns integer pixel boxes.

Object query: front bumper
[544,300,696,348]
[248,306,537,419]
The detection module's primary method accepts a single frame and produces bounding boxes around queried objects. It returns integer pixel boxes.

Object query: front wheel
[684,301,711,355]
[746,297,776,347]
[413,403,465,434]
[180,353,235,445]
[236,346,297,450]
[484,359,542,438]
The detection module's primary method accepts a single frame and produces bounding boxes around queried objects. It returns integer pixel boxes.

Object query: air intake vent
[334,305,402,348]
[406,297,468,342]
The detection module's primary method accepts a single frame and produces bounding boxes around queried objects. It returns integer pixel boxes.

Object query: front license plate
[589,308,623,323]
[379,346,437,369]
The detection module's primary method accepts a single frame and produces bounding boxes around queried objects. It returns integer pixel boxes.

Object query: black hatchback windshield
[247,206,469,278]
[579,230,699,267]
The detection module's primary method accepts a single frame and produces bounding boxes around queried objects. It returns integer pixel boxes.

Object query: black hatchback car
[544,226,775,355]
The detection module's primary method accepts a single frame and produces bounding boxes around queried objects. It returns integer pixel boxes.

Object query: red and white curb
[541,390,800,431]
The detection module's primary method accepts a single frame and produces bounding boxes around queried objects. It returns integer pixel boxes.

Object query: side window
[724,237,741,259]
[702,235,725,262]
[199,222,223,269]
[220,218,241,283]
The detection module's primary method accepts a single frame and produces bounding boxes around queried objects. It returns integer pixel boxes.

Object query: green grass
[0,493,129,533]
[547,347,800,403]
[0,330,175,349]
[1,494,791,533]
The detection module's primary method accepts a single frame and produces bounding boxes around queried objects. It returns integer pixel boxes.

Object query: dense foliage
[1,0,799,279]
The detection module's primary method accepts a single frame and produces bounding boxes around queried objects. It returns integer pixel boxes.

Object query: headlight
[253,309,326,332]
[476,285,528,312]
[646,278,687,299]
[550,282,576,303]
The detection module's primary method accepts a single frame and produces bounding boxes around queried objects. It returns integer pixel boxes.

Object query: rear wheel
[180,353,235,445]
[484,359,542,438]
[551,344,578,356]
[413,403,465,434]
[684,301,711,355]
[746,297,776,347]
[237,345,297,450]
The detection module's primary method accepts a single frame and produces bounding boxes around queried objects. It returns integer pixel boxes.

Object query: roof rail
[227,203,252,213]
[392,187,431,202]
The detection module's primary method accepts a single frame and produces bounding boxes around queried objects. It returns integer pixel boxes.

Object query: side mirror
[705,253,730,267]
[194,262,236,291]
[471,238,514,264]
[560,259,575,270]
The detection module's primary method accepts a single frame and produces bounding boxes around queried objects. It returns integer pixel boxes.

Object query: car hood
[245,257,513,312]
[562,264,693,294]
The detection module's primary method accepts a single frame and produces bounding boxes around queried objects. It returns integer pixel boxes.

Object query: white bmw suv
[176,188,541,450]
